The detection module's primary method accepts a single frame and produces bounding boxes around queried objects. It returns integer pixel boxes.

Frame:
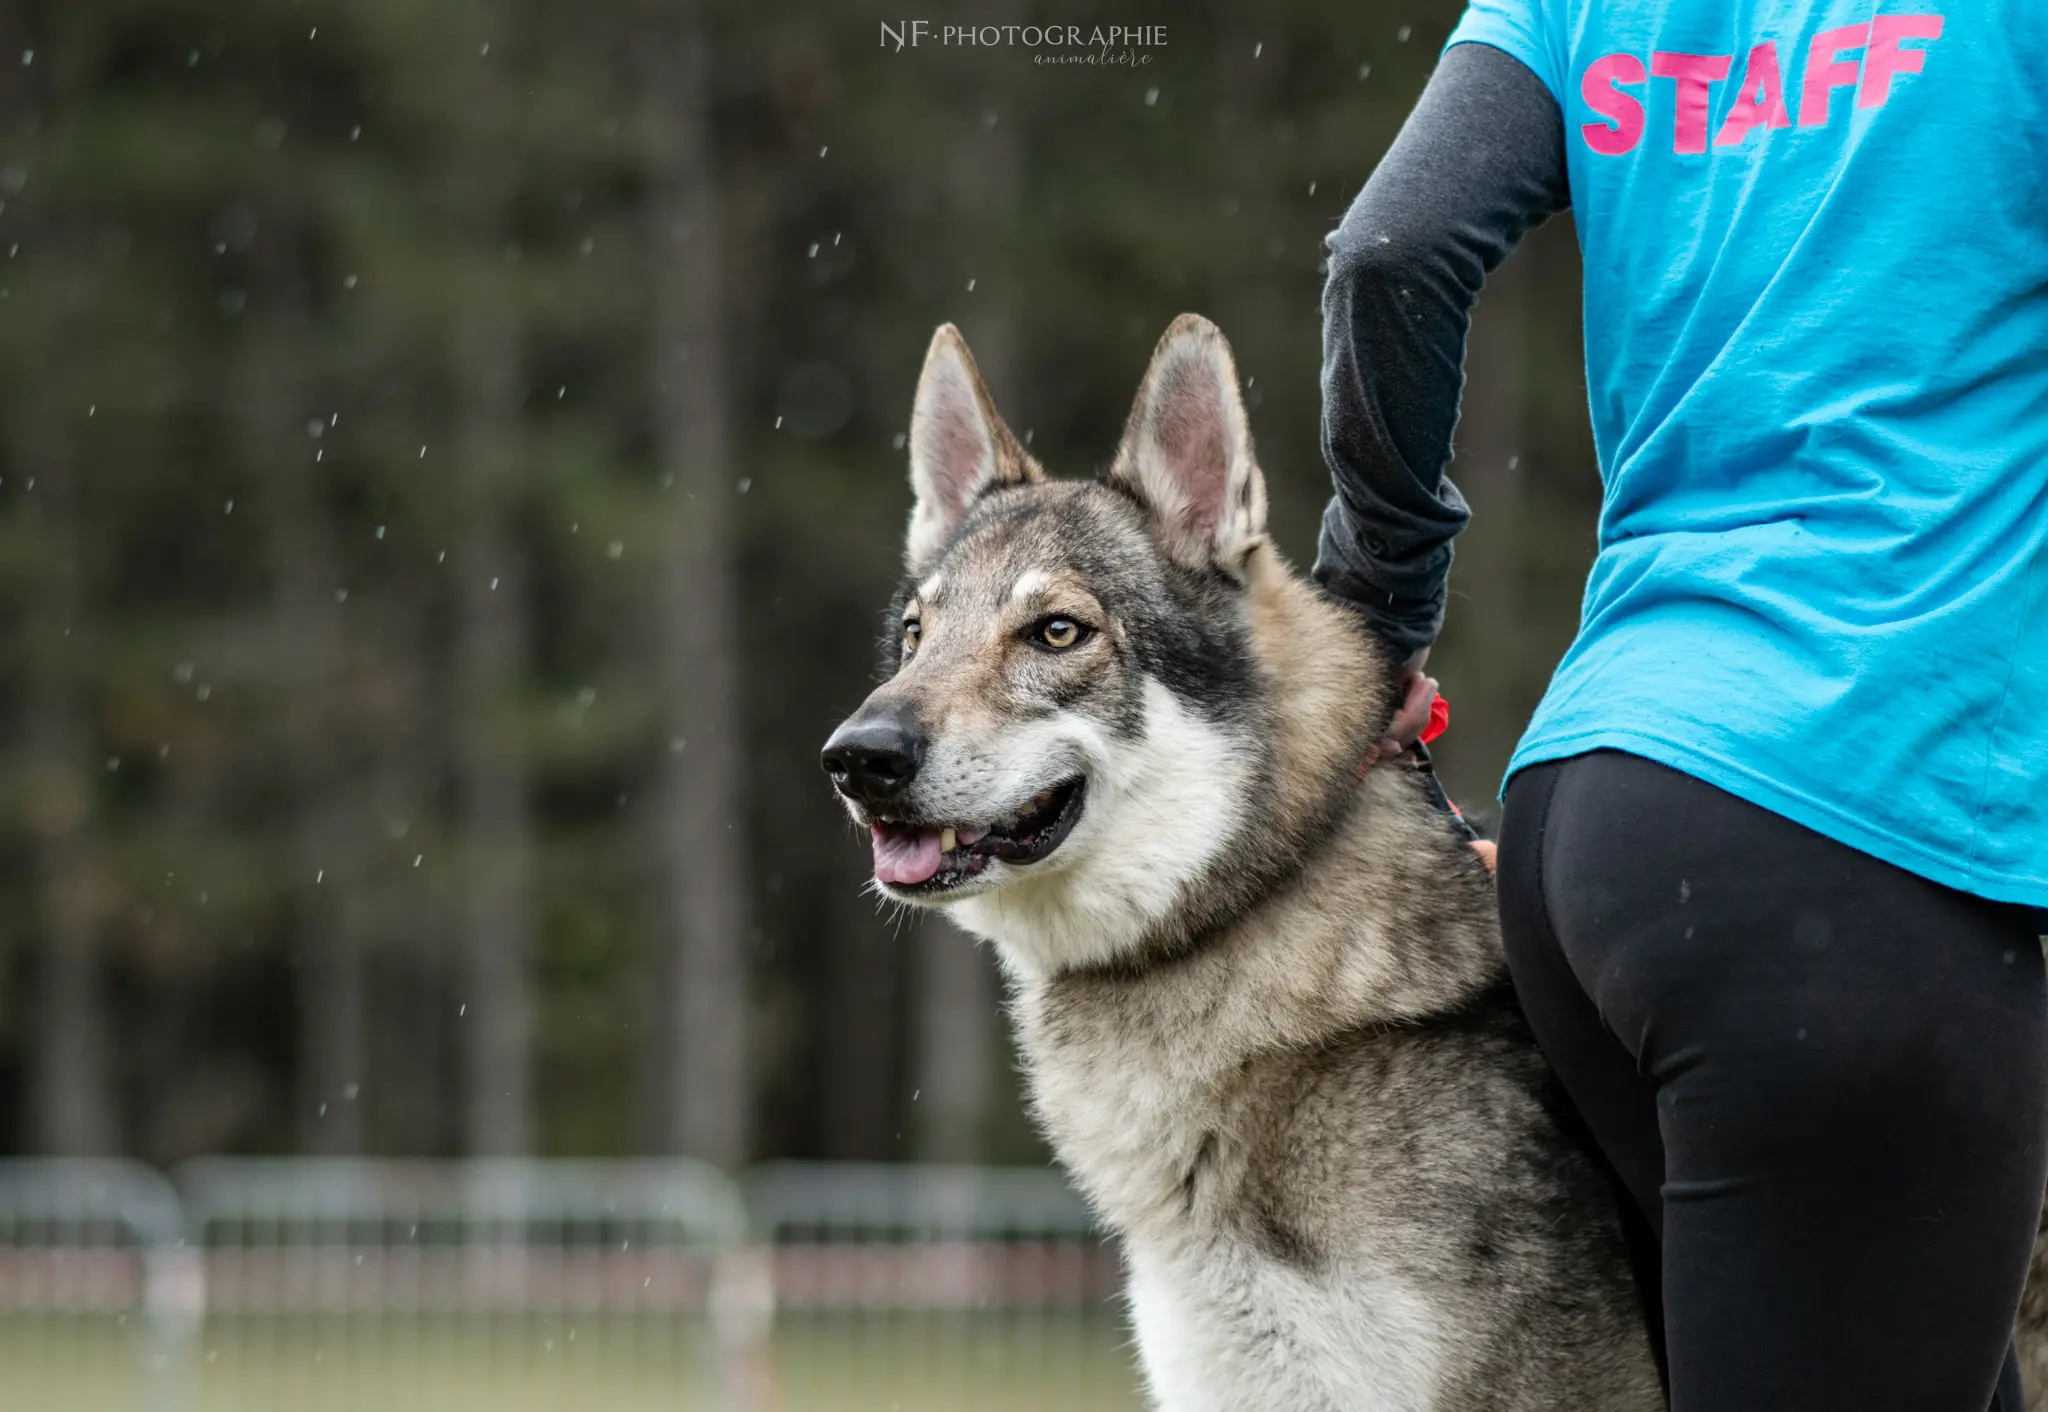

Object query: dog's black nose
[821,710,926,804]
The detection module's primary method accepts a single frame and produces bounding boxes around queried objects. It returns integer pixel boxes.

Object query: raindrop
[106,757,120,772]
[606,540,623,560]
[778,362,856,439]
[188,50,200,66]
[306,419,324,439]
[315,870,324,884]
[1308,181,1317,195]
[342,1082,359,1100]
[1397,24,1412,41]
[489,577,499,590]
[819,145,829,158]
[892,432,907,450]
[224,498,234,514]
[343,273,357,289]
[808,242,819,259]
[419,444,428,458]
[1144,87,1158,106]
[557,385,566,399]
[1253,41,1263,57]
[670,737,687,754]
[580,236,594,255]
[334,588,347,602]
[737,477,752,494]
[308,27,317,39]
[480,42,491,56]
[413,854,423,868]
[1358,62,1372,80]
[375,525,385,539]
[459,1003,467,1016]
[349,125,361,141]
[19,50,29,65]
[317,1103,327,1117]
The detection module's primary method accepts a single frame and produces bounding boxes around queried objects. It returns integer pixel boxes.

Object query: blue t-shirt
[1448,0,2048,911]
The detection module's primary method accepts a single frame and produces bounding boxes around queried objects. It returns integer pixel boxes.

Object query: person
[1314,4,2048,1409]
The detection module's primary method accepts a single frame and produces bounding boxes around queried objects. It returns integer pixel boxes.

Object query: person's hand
[1379,648,1440,761]
[1375,646,1490,877]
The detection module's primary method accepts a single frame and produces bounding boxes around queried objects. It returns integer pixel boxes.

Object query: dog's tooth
[940,826,957,853]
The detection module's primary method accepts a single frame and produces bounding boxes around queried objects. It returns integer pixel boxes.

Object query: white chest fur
[1015,995,1451,1412]
[1126,1239,1446,1412]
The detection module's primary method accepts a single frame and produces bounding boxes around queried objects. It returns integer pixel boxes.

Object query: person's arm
[1314,42,1569,712]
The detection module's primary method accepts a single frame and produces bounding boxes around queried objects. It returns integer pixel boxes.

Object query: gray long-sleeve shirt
[1312,42,1569,656]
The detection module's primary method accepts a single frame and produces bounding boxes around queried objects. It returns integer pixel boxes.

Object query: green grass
[0,1311,1147,1412]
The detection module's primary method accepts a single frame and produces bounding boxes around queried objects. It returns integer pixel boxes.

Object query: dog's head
[823,315,1391,976]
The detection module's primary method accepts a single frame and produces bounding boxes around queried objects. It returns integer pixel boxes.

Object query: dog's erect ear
[1106,314,1267,574]
[905,324,1041,575]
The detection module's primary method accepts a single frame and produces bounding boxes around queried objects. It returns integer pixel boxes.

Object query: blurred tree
[449,2,535,1159]
[23,436,118,1156]
[645,1,750,1167]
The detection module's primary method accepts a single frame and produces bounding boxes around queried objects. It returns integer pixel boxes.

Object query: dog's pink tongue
[872,823,943,885]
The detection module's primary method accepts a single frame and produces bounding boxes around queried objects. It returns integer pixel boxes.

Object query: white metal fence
[751,1163,1136,1412]
[0,1158,1142,1412]
[0,1159,198,1412]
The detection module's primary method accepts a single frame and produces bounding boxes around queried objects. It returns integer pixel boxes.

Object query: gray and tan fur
[823,315,1661,1410]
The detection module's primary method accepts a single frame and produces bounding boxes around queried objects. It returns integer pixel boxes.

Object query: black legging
[1498,749,2048,1412]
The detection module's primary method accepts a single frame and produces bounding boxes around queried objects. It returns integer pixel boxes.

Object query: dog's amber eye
[1037,617,1086,650]
[902,620,921,654]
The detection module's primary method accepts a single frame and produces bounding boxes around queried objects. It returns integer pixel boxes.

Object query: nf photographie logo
[879,20,1167,65]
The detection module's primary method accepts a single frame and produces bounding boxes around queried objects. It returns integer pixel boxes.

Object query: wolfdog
[820,314,1650,1410]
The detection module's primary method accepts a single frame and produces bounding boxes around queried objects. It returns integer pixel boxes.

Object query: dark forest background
[0,0,1602,1169]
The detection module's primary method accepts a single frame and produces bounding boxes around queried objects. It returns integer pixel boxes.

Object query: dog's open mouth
[870,778,1086,891]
